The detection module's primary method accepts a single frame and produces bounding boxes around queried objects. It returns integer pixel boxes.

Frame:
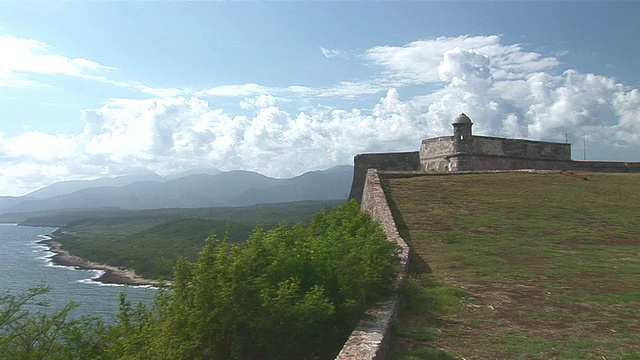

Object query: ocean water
[0,224,156,321]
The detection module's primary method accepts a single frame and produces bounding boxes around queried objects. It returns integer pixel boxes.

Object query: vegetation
[33,200,343,279]
[0,287,108,360]
[384,172,640,359]
[1,201,400,359]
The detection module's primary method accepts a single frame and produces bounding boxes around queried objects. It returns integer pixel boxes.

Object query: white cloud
[240,94,276,110]
[364,35,639,152]
[0,34,115,87]
[364,35,560,83]
[1,131,80,162]
[438,48,493,88]
[196,83,268,97]
[320,47,344,59]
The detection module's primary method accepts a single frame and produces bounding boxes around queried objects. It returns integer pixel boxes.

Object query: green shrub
[112,200,400,359]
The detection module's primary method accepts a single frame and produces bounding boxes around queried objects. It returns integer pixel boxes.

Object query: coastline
[41,239,166,287]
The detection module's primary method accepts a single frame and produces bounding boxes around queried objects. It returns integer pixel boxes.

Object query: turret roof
[453,113,472,124]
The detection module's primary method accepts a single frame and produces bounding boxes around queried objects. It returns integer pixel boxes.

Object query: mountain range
[0,166,353,215]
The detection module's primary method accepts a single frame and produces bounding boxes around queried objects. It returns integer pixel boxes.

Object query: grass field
[383,172,640,359]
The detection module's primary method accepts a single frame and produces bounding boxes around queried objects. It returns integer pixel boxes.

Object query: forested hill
[37,200,345,279]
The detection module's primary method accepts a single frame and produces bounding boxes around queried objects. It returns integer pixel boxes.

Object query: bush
[113,200,400,359]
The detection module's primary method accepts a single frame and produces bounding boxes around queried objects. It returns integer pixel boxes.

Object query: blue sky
[1,2,639,196]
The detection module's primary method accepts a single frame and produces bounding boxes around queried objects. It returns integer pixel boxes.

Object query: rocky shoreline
[41,239,165,287]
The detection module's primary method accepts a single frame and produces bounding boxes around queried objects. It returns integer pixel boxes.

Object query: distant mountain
[0,166,353,214]
[229,165,353,206]
[164,167,221,180]
[0,196,34,213]
[25,172,166,199]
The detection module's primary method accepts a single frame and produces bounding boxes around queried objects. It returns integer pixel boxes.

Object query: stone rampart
[336,169,410,360]
[419,136,572,172]
[420,136,455,159]
[349,152,420,203]
[471,136,571,161]
[457,155,570,172]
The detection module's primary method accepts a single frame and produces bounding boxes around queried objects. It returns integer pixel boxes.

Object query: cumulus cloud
[366,35,639,149]
[438,48,493,88]
[365,35,560,83]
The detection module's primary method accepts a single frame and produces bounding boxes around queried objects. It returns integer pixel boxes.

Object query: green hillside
[39,200,343,279]
[384,172,640,359]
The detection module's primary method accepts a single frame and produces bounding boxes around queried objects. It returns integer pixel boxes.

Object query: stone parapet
[337,169,410,360]
[349,152,420,203]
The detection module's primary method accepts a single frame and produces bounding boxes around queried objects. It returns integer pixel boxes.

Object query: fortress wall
[421,158,451,172]
[570,161,640,173]
[420,136,455,158]
[420,137,455,171]
[461,155,571,171]
[472,137,572,161]
[349,152,420,203]
[418,136,572,172]
[337,169,410,360]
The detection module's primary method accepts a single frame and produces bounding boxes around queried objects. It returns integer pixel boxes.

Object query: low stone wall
[349,152,420,203]
[336,169,410,360]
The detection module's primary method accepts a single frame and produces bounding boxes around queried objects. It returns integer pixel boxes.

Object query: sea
[0,224,156,321]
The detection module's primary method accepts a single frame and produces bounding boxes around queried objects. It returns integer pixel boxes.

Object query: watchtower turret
[452,113,473,153]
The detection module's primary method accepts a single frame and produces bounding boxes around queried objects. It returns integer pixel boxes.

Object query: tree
[0,286,108,360]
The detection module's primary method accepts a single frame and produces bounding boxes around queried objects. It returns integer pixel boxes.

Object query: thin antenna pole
[583,134,586,160]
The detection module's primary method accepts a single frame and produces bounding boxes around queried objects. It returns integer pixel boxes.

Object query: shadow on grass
[381,176,462,359]
[388,276,468,360]
[381,177,432,275]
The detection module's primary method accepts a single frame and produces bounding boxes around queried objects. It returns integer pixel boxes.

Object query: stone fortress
[350,113,640,202]
[338,113,639,359]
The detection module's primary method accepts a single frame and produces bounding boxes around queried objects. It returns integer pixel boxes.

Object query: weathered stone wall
[457,155,570,172]
[420,136,455,158]
[419,136,572,172]
[337,169,410,360]
[349,152,420,203]
[420,136,455,171]
[472,136,572,161]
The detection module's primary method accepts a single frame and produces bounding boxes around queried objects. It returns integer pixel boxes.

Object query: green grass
[384,172,640,360]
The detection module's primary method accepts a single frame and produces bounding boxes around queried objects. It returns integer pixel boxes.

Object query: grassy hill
[383,172,640,359]
[36,200,343,279]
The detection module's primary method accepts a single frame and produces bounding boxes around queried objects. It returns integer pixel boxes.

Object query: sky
[1,2,639,196]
